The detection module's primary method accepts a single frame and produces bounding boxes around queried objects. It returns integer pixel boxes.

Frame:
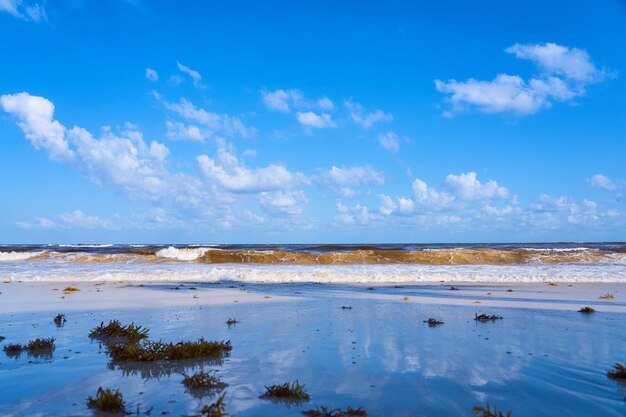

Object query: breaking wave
[0,251,46,261]
[1,246,625,265]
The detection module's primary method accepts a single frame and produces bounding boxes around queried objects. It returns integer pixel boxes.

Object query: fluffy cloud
[588,174,616,190]
[197,142,307,193]
[262,89,304,112]
[316,166,384,188]
[505,43,608,83]
[261,88,334,113]
[345,100,393,128]
[436,43,613,116]
[145,68,159,82]
[378,131,399,153]
[0,92,209,205]
[296,111,336,128]
[153,92,253,139]
[1,92,74,162]
[259,190,308,215]
[412,179,454,209]
[0,0,45,22]
[176,61,203,88]
[334,203,375,226]
[444,172,509,200]
[165,120,204,141]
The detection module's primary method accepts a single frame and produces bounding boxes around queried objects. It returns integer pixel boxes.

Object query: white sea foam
[0,251,45,261]
[155,246,211,261]
[2,262,625,283]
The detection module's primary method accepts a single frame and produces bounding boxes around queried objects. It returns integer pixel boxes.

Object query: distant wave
[0,251,46,261]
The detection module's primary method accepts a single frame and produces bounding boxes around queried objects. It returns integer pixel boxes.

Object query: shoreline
[1,280,624,314]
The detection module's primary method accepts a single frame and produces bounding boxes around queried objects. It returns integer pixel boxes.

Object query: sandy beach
[1,280,625,416]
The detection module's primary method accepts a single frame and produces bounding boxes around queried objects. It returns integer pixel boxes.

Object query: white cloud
[436,43,613,116]
[345,100,393,128]
[16,217,56,230]
[316,166,385,188]
[334,203,376,226]
[197,142,307,193]
[378,131,399,153]
[176,61,203,88]
[168,75,183,86]
[296,111,336,128]
[444,172,509,200]
[505,43,608,83]
[317,97,335,110]
[1,92,74,162]
[0,0,46,22]
[153,92,253,139]
[165,120,204,141]
[589,174,616,190]
[412,179,454,209]
[261,89,334,113]
[145,68,159,82]
[261,89,304,112]
[259,190,307,215]
[67,124,172,199]
[59,210,114,229]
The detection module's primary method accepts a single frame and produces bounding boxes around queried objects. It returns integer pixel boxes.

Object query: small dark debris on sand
[341,306,352,310]
[366,287,374,291]
[226,318,238,325]
[449,286,459,291]
[53,314,67,327]
[302,405,367,416]
[599,293,614,300]
[423,318,444,327]
[474,313,503,322]
[578,306,595,314]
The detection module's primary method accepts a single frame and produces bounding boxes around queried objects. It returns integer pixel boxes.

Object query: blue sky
[0,0,625,243]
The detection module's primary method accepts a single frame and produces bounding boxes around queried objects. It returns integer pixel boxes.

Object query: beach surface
[1,280,625,416]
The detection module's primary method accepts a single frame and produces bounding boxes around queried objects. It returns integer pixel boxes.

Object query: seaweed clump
[226,318,238,325]
[302,406,367,416]
[87,387,126,413]
[474,313,503,322]
[54,314,67,327]
[183,370,228,390]
[578,306,596,314]
[3,343,24,357]
[599,293,614,300]
[89,320,149,343]
[423,318,444,327]
[184,393,228,417]
[63,286,80,294]
[607,363,626,379]
[27,338,55,350]
[260,380,310,401]
[108,338,232,362]
[473,404,511,417]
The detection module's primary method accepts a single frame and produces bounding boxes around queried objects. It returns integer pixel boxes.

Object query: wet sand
[1,281,625,416]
